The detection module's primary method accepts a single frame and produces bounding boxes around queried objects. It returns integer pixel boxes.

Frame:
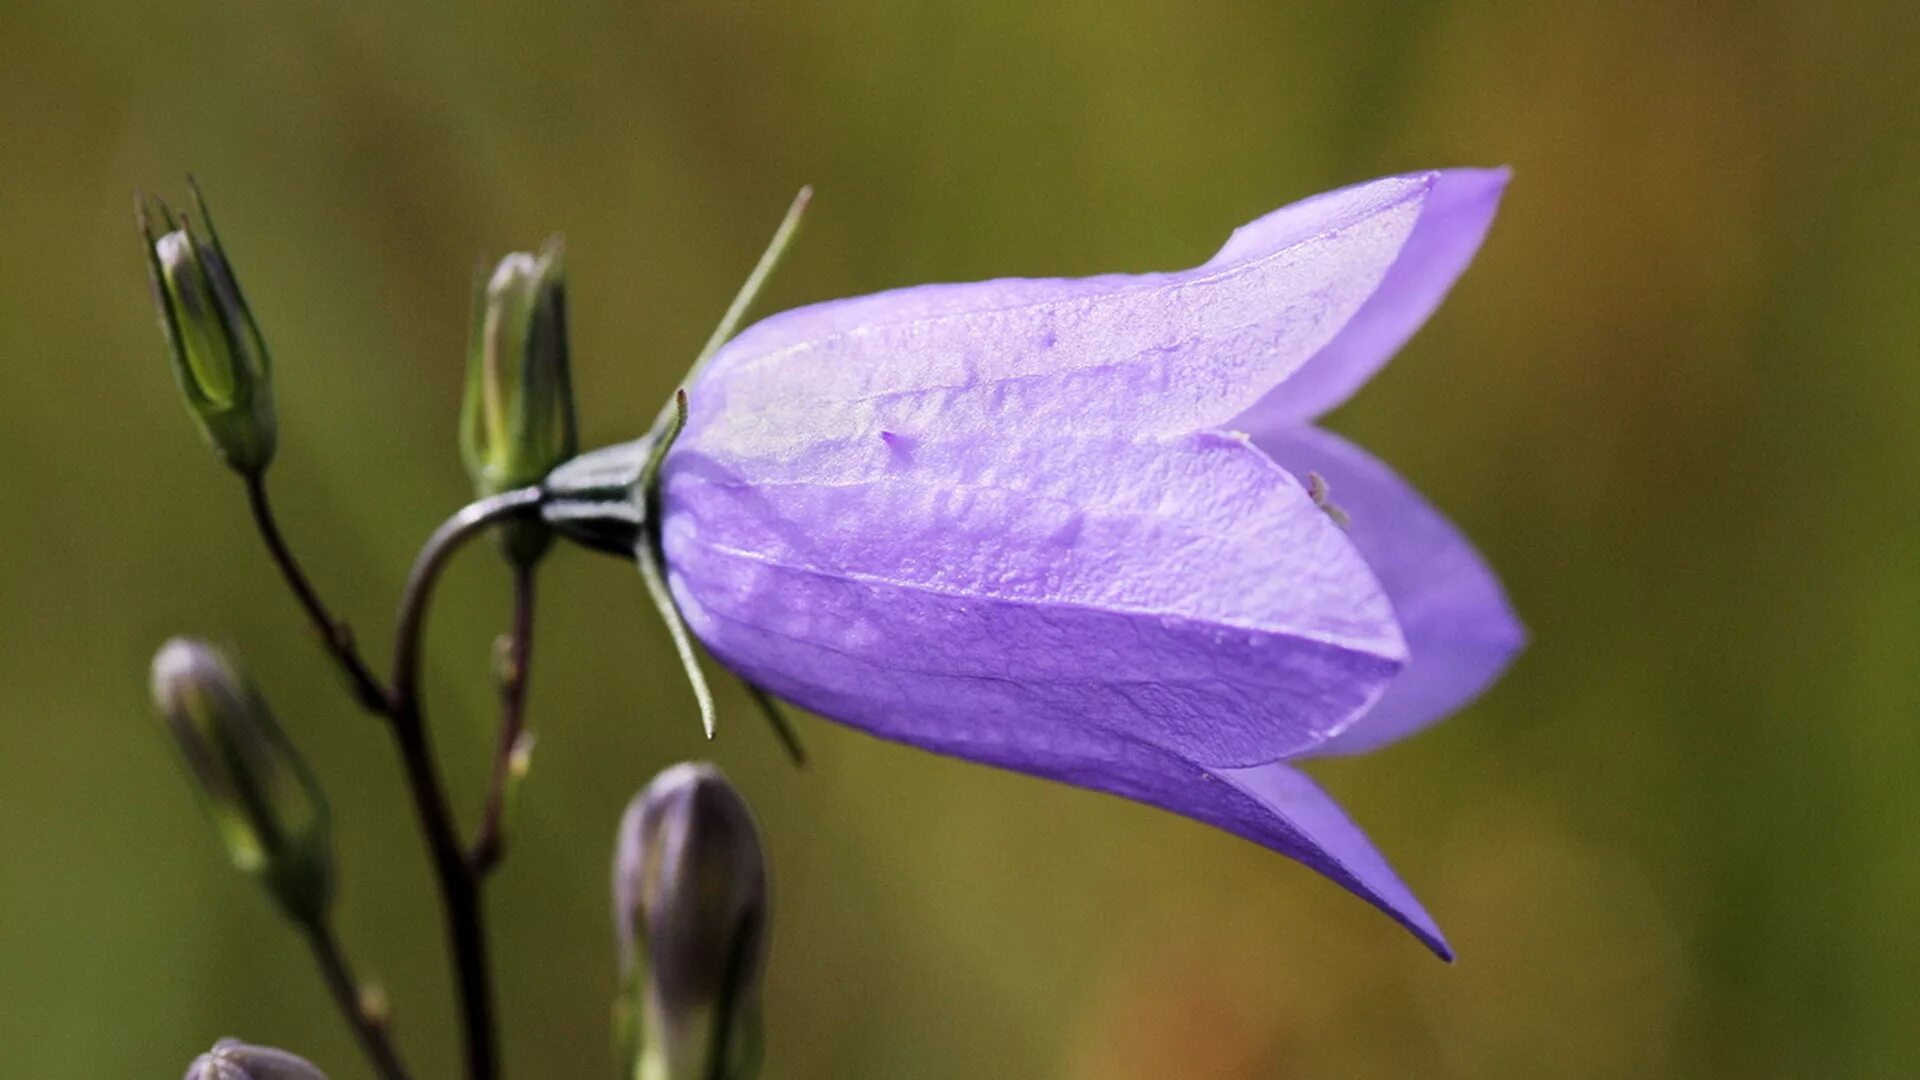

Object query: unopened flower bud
[461,238,576,564]
[151,638,332,926]
[138,182,276,476]
[183,1038,327,1080]
[613,763,768,1080]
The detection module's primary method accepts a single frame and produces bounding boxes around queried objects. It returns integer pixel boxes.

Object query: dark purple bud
[613,762,768,1080]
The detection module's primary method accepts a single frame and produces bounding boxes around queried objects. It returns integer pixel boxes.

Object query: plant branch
[244,476,388,713]
[239,442,552,1080]
[470,562,537,876]
[384,486,543,1080]
[302,921,411,1080]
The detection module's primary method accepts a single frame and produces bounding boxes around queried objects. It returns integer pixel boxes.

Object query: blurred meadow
[4,1,1919,1076]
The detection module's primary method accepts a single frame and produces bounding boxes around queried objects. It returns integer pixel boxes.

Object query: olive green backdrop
[3,2,1917,1077]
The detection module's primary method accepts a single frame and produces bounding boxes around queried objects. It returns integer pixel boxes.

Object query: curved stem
[303,921,411,1080]
[244,476,388,713]
[391,488,544,708]
[471,562,537,875]
[385,486,543,1080]
[244,479,543,1080]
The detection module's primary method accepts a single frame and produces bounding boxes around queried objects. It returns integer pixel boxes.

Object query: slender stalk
[387,713,497,1080]
[470,562,536,875]
[244,472,544,1080]
[390,489,542,707]
[244,476,389,713]
[302,922,412,1080]
[386,486,544,1080]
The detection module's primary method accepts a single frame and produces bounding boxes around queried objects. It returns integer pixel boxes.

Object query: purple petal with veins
[1254,425,1525,757]
[642,170,1517,957]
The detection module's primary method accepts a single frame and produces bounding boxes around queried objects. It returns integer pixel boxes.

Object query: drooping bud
[150,638,333,926]
[613,763,769,1080]
[138,181,276,476]
[461,237,577,564]
[183,1038,328,1080]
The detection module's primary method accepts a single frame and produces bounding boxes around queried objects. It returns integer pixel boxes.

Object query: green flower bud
[183,1038,328,1080]
[150,638,332,926]
[461,238,577,563]
[138,182,276,476]
[613,763,769,1080]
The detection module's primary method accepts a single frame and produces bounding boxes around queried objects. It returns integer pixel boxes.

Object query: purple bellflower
[548,170,1522,958]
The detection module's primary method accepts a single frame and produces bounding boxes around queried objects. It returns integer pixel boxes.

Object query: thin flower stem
[303,921,412,1080]
[387,713,497,1080]
[390,488,545,707]
[470,562,537,876]
[243,476,542,1080]
[386,486,544,1080]
[243,476,388,713]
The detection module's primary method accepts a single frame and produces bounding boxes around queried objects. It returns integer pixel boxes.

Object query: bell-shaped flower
[551,170,1523,958]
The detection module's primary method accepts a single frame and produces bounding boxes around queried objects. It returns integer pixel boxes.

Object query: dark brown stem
[385,487,543,1080]
[244,476,389,714]
[245,481,540,1080]
[470,563,536,876]
[303,922,412,1080]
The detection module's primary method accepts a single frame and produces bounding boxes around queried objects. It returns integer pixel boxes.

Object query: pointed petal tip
[1364,870,1454,962]
[1366,880,1454,962]
[1399,906,1455,961]
[1459,163,1512,183]
[1447,164,1513,206]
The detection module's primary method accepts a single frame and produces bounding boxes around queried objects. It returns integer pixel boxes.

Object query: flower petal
[1212,759,1451,959]
[1230,168,1509,428]
[1255,426,1524,756]
[662,427,1404,768]
[667,601,1451,957]
[685,174,1439,443]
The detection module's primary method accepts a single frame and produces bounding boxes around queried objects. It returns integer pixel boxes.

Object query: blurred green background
[4,1,1917,1076]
